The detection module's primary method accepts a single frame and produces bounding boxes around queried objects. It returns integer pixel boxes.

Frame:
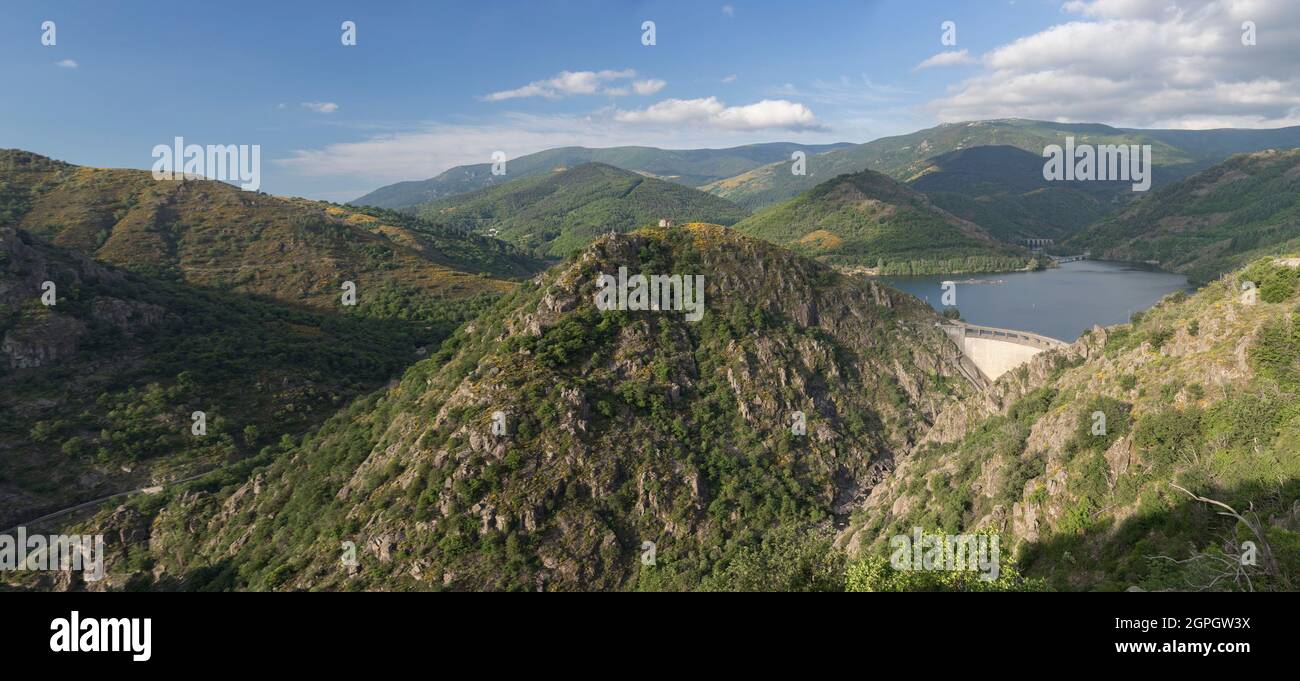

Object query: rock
[2,313,86,370]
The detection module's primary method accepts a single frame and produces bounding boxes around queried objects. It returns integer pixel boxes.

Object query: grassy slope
[0,150,543,311]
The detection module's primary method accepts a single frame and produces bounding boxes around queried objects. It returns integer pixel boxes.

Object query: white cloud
[929,1,1300,128]
[55,59,78,69]
[722,5,735,17]
[722,74,738,83]
[483,69,654,101]
[913,50,974,70]
[301,102,339,113]
[614,97,826,131]
[275,107,837,187]
[633,79,666,95]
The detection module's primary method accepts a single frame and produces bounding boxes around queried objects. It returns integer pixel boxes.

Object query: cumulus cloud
[929,0,1300,128]
[914,50,974,70]
[301,102,339,113]
[55,59,78,68]
[614,97,826,131]
[633,79,667,95]
[483,69,665,100]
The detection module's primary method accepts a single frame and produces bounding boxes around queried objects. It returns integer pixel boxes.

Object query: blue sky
[3,1,1298,200]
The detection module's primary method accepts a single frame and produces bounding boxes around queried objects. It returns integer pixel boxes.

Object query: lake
[876,260,1191,341]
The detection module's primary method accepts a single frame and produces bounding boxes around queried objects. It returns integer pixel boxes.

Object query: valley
[3,121,1298,594]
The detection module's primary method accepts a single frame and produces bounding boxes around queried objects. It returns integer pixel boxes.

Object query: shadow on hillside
[1019,477,1299,591]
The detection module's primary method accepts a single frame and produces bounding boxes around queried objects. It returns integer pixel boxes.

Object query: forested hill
[414,162,750,258]
[1065,149,1300,284]
[0,149,543,311]
[351,142,853,209]
[732,167,1036,275]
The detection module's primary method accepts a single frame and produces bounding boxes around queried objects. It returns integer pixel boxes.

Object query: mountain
[415,162,750,258]
[731,168,1035,275]
[58,223,983,591]
[907,145,1122,243]
[352,142,854,209]
[0,150,544,311]
[703,119,1300,210]
[0,225,462,530]
[842,256,1300,591]
[1065,149,1300,284]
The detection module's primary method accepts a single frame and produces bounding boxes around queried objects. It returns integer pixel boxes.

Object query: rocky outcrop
[2,312,86,370]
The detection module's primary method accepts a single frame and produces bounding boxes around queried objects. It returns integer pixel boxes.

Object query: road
[1,471,210,535]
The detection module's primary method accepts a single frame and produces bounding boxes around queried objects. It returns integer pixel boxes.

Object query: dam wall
[940,322,1070,382]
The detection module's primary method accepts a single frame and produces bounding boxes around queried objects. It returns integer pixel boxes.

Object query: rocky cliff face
[0,226,126,370]
[123,223,976,591]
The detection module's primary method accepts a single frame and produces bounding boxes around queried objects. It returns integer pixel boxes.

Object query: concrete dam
[940,322,1070,385]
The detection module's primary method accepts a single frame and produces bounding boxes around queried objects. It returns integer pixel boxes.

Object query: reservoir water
[876,260,1190,341]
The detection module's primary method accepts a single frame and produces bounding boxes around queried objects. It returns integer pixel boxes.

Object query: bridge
[940,322,1070,384]
[1048,252,1089,264]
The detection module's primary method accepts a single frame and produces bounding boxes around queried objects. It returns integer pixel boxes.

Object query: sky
[2,0,1298,201]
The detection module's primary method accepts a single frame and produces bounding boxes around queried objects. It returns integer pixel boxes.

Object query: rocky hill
[61,224,980,591]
